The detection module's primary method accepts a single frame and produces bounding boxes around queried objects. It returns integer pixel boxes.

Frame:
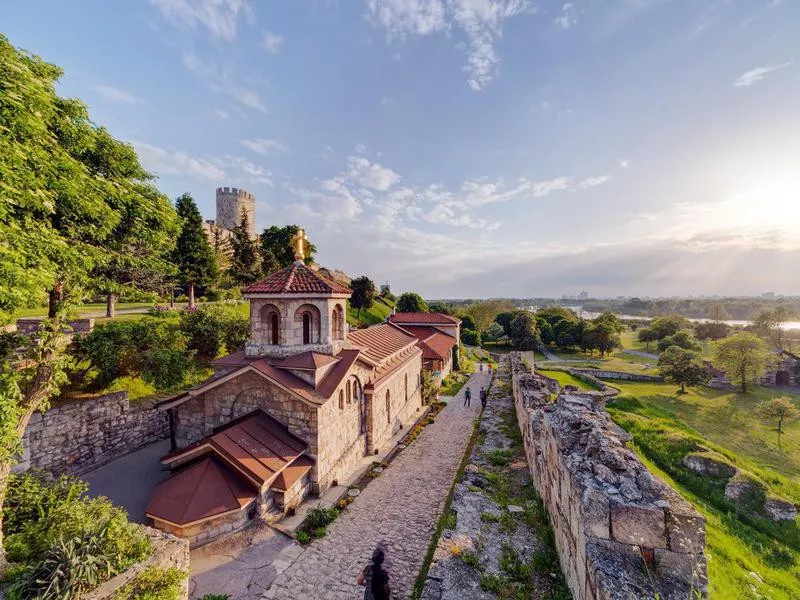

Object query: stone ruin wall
[510,352,707,600]
[15,391,169,476]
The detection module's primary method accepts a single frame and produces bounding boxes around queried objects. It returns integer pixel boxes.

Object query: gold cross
[292,228,308,261]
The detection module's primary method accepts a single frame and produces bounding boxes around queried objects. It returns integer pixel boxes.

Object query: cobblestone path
[264,368,491,600]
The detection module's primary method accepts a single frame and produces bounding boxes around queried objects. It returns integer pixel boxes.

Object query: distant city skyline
[4,0,799,297]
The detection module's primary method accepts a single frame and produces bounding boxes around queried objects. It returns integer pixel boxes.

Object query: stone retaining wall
[15,317,95,335]
[510,353,707,600]
[84,528,189,599]
[572,368,663,382]
[15,391,169,475]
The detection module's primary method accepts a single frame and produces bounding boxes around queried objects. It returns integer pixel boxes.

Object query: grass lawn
[612,381,800,482]
[537,369,598,391]
[13,302,155,319]
[440,372,469,397]
[347,297,395,327]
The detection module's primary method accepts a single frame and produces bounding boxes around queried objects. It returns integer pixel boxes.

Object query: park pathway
[263,368,491,600]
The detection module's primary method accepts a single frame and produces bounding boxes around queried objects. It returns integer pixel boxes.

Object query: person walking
[480,386,488,410]
[357,546,391,600]
[479,362,483,373]
[464,386,472,407]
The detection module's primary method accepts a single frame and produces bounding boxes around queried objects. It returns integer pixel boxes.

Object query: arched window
[386,390,391,424]
[346,380,352,404]
[339,389,344,410]
[258,304,281,346]
[270,313,279,345]
[303,313,311,344]
[332,304,345,340]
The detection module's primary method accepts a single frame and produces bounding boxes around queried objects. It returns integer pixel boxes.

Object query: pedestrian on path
[480,386,487,410]
[464,386,472,407]
[357,546,391,600]
[479,362,483,373]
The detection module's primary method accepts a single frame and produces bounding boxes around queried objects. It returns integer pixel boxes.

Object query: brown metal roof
[164,411,308,488]
[389,312,461,325]
[271,455,314,492]
[316,349,361,398]
[273,351,340,371]
[348,323,418,364]
[243,262,351,295]
[145,456,256,526]
[399,326,457,360]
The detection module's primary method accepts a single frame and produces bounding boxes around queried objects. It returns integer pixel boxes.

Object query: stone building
[146,232,426,544]
[202,186,257,251]
[388,312,461,380]
[764,350,800,386]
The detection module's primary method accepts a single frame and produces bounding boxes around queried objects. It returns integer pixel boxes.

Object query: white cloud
[215,108,231,119]
[182,50,266,111]
[263,32,284,53]
[91,84,141,104]
[149,0,252,41]
[132,141,226,181]
[346,156,401,191]
[733,61,793,87]
[554,2,577,29]
[241,138,288,155]
[618,158,630,169]
[132,141,274,186]
[367,0,531,91]
[576,175,610,189]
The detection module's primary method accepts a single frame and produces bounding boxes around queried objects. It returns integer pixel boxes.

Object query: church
[145,231,431,545]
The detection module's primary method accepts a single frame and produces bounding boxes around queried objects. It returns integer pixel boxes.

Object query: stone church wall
[370,352,424,455]
[510,353,707,600]
[15,392,169,476]
[173,370,318,455]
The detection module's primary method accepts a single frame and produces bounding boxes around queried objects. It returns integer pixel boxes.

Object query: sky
[4,0,800,299]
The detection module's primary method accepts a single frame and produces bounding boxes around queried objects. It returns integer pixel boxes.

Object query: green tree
[713,332,774,394]
[0,34,176,571]
[462,329,481,346]
[396,292,429,313]
[259,225,317,268]
[495,311,517,337]
[460,314,478,332]
[509,312,539,350]
[694,322,731,341]
[228,209,261,285]
[649,315,691,340]
[173,194,217,308]
[637,327,657,350]
[707,302,731,323]
[757,396,799,447]
[657,346,710,393]
[752,306,794,351]
[657,329,702,353]
[535,316,554,344]
[482,322,505,343]
[350,276,376,318]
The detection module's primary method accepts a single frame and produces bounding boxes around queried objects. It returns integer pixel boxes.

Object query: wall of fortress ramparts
[510,353,707,600]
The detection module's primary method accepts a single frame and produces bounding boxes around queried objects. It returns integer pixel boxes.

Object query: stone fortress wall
[510,353,707,600]
[15,391,169,476]
[215,186,255,237]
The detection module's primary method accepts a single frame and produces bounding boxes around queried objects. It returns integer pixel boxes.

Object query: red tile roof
[399,326,457,360]
[146,456,256,526]
[163,411,308,488]
[347,323,419,364]
[389,312,461,325]
[273,351,340,371]
[243,262,351,295]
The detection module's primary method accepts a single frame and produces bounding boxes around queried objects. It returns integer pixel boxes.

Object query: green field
[537,369,598,391]
[347,296,395,327]
[607,380,800,598]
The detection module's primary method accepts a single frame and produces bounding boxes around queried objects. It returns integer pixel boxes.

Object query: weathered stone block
[611,504,666,548]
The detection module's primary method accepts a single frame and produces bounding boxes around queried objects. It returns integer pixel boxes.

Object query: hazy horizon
[5,0,799,298]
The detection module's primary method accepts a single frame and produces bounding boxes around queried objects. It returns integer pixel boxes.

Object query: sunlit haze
[5,0,799,297]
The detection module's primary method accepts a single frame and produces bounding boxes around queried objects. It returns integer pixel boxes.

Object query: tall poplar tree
[173,193,217,308]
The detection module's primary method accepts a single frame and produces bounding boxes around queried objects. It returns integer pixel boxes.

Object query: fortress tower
[215,187,255,238]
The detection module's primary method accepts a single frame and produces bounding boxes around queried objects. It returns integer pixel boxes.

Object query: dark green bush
[180,306,249,358]
[141,348,192,390]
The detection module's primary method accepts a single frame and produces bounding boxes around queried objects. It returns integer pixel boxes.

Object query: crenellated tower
[215,187,255,237]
